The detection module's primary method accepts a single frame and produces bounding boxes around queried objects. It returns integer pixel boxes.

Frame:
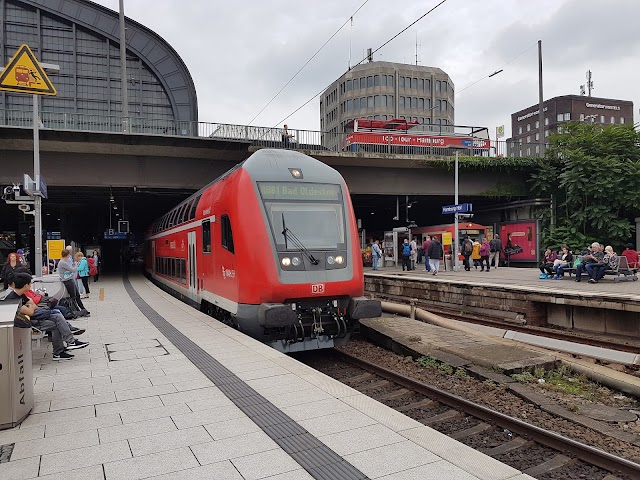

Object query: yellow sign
[0,44,57,95]
[442,232,452,245]
[47,240,65,260]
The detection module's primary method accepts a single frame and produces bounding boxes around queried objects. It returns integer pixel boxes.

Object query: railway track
[302,350,640,479]
[371,292,640,355]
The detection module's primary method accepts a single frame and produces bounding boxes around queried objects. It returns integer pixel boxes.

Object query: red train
[144,149,380,352]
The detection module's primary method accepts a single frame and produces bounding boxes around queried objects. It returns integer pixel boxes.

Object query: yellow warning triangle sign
[0,44,57,96]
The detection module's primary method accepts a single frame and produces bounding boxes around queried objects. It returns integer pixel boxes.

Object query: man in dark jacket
[462,236,473,271]
[427,237,443,275]
[422,236,431,272]
[489,234,502,269]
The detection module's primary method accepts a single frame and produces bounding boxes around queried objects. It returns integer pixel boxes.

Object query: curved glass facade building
[0,0,197,125]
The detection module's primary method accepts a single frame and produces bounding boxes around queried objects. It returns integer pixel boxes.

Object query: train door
[188,231,197,299]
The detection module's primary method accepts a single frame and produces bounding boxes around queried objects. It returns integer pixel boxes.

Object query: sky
[92,0,640,138]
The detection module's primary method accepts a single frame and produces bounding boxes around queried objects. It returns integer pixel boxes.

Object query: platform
[0,274,535,480]
[365,266,640,339]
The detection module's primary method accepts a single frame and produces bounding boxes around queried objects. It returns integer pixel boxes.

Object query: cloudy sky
[93,0,640,138]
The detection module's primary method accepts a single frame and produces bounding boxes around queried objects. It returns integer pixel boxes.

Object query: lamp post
[119,0,129,132]
[33,62,60,277]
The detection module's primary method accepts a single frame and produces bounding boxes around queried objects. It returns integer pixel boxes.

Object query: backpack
[87,257,98,276]
[464,241,473,254]
[402,244,411,257]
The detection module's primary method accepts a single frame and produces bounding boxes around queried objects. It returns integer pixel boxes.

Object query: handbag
[14,311,32,329]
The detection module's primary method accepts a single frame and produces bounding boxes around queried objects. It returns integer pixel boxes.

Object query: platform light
[289,168,303,179]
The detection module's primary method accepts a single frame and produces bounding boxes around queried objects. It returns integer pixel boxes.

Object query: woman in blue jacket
[75,252,91,297]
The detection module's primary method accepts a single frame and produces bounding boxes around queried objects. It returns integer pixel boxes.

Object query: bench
[565,255,637,281]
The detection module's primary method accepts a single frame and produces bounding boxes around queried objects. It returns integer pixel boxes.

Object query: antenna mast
[348,17,353,70]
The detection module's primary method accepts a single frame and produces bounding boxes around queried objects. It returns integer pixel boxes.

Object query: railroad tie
[420,409,462,425]
[449,422,492,440]
[374,388,411,402]
[480,437,533,456]
[523,454,575,477]
[394,398,434,412]
[342,372,374,384]
[357,380,391,392]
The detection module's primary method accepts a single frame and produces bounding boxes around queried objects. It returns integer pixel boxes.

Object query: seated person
[4,272,88,360]
[539,247,558,276]
[589,245,618,284]
[552,245,573,279]
[576,242,604,282]
[621,243,639,269]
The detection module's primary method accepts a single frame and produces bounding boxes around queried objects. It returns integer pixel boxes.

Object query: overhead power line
[247,0,371,126]
[272,0,449,129]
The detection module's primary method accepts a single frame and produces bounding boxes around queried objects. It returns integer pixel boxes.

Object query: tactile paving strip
[123,275,369,480]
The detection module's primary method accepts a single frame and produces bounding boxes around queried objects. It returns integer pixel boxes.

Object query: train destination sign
[258,182,341,201]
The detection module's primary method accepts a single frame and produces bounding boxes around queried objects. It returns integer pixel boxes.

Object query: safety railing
[0,108,547,159]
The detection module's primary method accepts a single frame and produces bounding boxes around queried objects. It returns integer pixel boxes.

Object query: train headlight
[281,257,291,267]
[291,256,301,266]
[326,255,335,265]
[335,255,344,264]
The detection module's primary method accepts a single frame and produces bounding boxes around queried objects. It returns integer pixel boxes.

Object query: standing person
[76,252,90,298]
[1,252,20,290]
[489,234,502,269]
[479,238,491,271]
[409,238,418,270]
[282,124,293,148]
[401,239,411,271]
[462,236,473,271]
[471,239,481,269]
[422,236,431,272]
[93,250,101,282]
[58,249,89,316]
[427,236,443,275]
[371,240,382,271]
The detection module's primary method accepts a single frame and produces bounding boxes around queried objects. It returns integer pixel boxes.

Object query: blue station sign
[442,203,473,214]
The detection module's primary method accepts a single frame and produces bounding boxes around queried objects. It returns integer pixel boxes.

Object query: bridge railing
[0,108,547,159]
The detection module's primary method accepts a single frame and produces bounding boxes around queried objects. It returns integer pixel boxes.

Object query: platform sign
[442,203,472,214]
[104,231,127,240]
[47,240,65,260]
[0,44,56,95]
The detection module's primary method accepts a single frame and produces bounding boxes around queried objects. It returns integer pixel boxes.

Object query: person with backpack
[462,236,473,271]
[489,234,502,269]
[427,237,443,275]
[401,239,411,271]
[422,236,432,272]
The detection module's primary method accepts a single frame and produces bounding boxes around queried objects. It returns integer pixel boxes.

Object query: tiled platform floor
[0,274,534,480]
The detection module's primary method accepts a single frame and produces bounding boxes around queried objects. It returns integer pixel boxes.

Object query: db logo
[311,284,325,295]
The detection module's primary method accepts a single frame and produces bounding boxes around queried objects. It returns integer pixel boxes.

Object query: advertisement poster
[499,221,539,263]
[383,231,395,261]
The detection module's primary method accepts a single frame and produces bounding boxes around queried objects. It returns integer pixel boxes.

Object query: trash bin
[444,254,453,271]
[0,303,34,430]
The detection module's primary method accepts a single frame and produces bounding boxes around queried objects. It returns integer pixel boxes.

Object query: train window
[221,215,234,254]
[189,195,200,220]
[202,219,211,253]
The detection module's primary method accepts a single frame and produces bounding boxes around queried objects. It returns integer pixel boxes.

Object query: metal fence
[0,108,547,159]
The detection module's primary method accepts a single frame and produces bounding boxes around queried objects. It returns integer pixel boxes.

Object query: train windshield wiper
[281,213,319,265]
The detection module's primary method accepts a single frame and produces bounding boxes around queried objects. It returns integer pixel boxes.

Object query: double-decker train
[144,149,380,352]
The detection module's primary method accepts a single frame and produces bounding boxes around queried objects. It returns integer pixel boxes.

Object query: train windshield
[258,182,346,250]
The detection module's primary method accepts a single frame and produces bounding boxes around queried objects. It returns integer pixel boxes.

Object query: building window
[535,133,539,141]
[545,117,549,126]
[346,79,352,91]
[359,78,365,89]
[411,97,417,109]
[380,75,387,87]
[620,117,625,124]
[564,113,570,121]
[535,145,540,154]
[374,95,381,107]
[518,126,522,135]
[556,113,563,122]
[412,77,418,89]
[579,113,584,121]
[221,215,234,253]
[526,136,530,143]
[600,115,605,123]
[418,97,424,109]
[442,82,447,93]
[425,79,431,91]
[202,220,211,253]
[418,78,424,91]
[535,121,539,129]
[346,99,353,111]
[367,76,373,88]
[435,80,441,92]
[527,147,531,156]
[399,96,405,109]
[610,116,615,124]
[544,130,549,137]
[374,75,380,87]
[399,76,405,89]
[367,96,374,108]
[441,100,447,112]
[527,124,531,132]
[388,95,394,107]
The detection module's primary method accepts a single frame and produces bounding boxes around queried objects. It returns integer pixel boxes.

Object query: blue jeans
[372,255,379,270]
[424,256,431,271]
[586,263,607,280]
[554,264,569,277]
[575,262,588,281]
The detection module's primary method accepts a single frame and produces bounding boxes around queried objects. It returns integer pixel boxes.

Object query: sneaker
[588,278,597,284]
[66,340,89,350]
[53,351,74,361]
[78,310,90,317]
[72,328,86,336]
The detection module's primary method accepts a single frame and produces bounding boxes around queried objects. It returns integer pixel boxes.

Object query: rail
[0,108,547,159]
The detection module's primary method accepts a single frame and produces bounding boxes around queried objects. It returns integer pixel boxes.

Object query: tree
[529,123,640,250]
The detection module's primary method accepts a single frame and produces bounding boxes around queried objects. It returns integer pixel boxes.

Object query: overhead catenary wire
[272,0,449,129]
[247,0,371,126]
